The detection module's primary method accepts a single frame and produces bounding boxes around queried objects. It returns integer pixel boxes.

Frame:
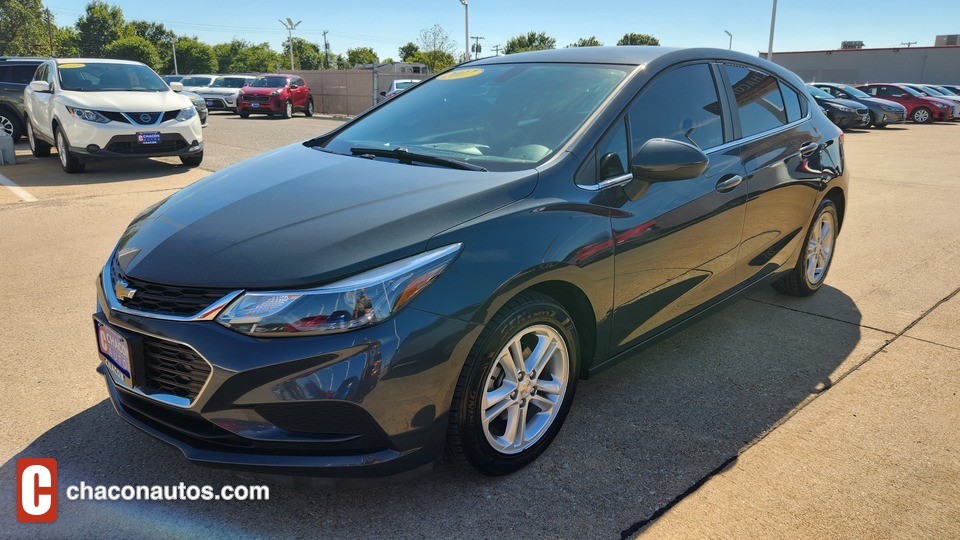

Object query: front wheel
[773,199,838,296]
[282,100,293,119]
[238,112,250,119]
[55,127,85,173]
[26,119,51,157]
[912,107,932,124]
[180,151,203,167]
[448,292,579,475]
[304,99,314,117]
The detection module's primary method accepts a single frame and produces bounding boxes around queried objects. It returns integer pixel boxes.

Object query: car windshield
[838,85,871,99]
[807,86,834,99]
[900,86,923,97]
[212,77,249,88]
[181,76,214,87]
[918,86,945,96]
[251,76,288,88]
[322,63,630,172]
[395,81,416,90]
[57,62,167,92]
[941,86,960,96]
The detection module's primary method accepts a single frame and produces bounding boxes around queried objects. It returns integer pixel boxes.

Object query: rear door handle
[799,142,820,157]
[715,174,743,193]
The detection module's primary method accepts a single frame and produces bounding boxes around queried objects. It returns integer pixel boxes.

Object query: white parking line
[0,172,37,202]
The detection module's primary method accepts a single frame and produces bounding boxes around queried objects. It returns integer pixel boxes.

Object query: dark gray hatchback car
[0,57,44,140]
[95,47,848,477]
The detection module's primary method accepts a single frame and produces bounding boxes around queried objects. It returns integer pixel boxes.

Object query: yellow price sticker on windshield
[58,63,85,69]
[437,68,483,80]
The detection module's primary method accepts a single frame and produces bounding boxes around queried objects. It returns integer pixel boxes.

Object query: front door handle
[799,142,820,157]
[715,174,743,193]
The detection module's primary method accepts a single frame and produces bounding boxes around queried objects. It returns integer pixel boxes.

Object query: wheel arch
[823,186,845,232]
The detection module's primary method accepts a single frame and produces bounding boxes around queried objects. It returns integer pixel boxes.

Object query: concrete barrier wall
[283,70,428,116]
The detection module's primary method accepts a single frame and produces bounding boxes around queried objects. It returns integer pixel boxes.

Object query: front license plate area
[95,320,134,387]
[136,131,161,145]
[251,102,260,108]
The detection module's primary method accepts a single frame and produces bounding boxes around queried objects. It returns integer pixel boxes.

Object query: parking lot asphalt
[1,117,958,539]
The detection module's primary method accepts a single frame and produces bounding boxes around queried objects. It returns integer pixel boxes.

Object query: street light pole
[767,0,778,63]
[279,18,302,71]
[724,30,732,50]
[459,0,469,62]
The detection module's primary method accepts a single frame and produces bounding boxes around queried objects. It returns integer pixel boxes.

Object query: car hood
[856,96,905,110]
[818,97,866,110]
[116,143,537,289]
[60,90,191,111]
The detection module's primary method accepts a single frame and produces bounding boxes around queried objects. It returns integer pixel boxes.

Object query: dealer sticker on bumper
[96,320,132,387]
[136,132,161,144]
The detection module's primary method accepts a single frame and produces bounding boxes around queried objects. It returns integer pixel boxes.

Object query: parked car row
[803,80,960,129]
[163,73,314,119]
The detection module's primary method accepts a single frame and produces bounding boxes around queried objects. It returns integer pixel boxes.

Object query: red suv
[237,74,314,119]
[856,83,953,123]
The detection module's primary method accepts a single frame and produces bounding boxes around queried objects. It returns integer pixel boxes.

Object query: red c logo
[17,458,57,522]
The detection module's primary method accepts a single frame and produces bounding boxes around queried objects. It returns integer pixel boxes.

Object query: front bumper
[829,109,870,129]
[198,94,237,110]
[237,96,283,113]
[60,112,203,159]
[873,109,906,125]
[94,269,481,477]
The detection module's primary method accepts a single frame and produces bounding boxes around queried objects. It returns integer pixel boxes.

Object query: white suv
[196,75,254,112]
[23,58,203,173]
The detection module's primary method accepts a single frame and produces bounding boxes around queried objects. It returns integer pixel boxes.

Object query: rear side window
[723,64,788,137]
[628,63,725,151]
[780,83,803,122]
[3,64,38,84]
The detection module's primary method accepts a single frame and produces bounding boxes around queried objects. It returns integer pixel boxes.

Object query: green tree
[417,25,457,61]
[76,1,126,57]
[104,35,160,70]
[0,0,48,56]
[125,20,174,66]
[568,36,603,48]
[284,38,324,70]
[346,46,378,67]
[55,25,81,57]
[398,42,419,62]
[616,33,659,46]
[212,39,251,73]
[409,49,455,72]
[504,31,556,54]
[172,36,217,74]
[332,53,348,70]
[229,42,279,73]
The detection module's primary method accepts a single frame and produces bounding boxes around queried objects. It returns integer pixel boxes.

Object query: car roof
[0,56,45,63]
[472,46,683,66]
[54,58,146,66]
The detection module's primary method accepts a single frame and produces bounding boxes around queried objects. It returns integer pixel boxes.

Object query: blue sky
[46,1,955,61]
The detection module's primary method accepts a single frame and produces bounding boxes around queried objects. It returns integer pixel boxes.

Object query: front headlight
[880,104,902,112]
[216,243,462,337]
[66,106,110,124]
[269,89,281,96]
[175,106,196,121]
[831,104,856,113]
[935,102,950,109]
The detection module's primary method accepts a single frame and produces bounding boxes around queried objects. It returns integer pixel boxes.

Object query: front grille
[128,111,161,125]
[110,258,232,316]
[205,98,228,109]
[101,111,130,123]
[105,134,190,155]
[142,336,211,400]
[242,95,270,102]
[856,108,868,115]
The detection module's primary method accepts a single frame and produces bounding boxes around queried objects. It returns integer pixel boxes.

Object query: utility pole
[172,38,178,75]
[470,36,484,60]
[724,30,733,51]
[458,0,469,63]
[322,30,330,69]
[900,41,917,47]
[279,18,302,70]
[767,0,778,63]
[45,8,54,56]
[492,44,501,56]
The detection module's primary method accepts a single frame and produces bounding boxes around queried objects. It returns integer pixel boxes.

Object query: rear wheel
[55,127,85,173]
[180,151,203,167]
[912,107,932,124]
[26,119,51,157]
[448,292,579,475]
[304,99,314,117]
[0,111,23,141]
[282,100,293,119]
[773,199,838,296]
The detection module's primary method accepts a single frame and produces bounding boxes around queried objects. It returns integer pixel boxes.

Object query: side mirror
[289,83,298,89]
[379,91,387,97]
[243,82,250,87]
[169,81,183,92]
[630,138,709,183]
[29,80,51,93]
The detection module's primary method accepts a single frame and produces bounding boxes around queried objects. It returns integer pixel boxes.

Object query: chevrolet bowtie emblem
[114,279,137,301]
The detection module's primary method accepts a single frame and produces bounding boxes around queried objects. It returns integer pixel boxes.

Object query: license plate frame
[136,131,161,145]
[95,320,133,388]
[251,102,260,109]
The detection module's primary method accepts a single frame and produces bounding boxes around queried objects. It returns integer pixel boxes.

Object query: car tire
[912,107,932,124]
[239,112,250,118]
[0,110,23,141]
[26,118,51,157]
[282,100,293,119]
[55,126,85,173]
[305,99,314,117]
[180,151,203,167]
[448,291,580,476]
[773,199,838,297]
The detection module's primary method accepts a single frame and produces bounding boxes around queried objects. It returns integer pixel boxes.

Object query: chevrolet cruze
[24,58,203,173]
[94,47,848,477]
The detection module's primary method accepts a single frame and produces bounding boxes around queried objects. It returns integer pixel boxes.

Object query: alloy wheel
[0,115,13,137]
[481,324,569,454]
[913,108,930,123]
[57,130,67,168]
[805,210,835,285]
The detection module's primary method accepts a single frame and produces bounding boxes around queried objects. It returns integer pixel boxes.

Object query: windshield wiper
[350,146,486,172]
